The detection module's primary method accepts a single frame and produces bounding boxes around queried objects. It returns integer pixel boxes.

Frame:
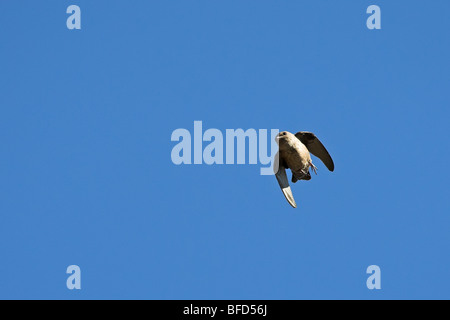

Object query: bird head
[275,131,290,144]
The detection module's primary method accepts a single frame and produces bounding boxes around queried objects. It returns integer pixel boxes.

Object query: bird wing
[274,152,297,208]
[295,132,334,171]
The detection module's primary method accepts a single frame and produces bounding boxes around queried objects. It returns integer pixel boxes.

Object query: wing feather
[274,152,297,208]
[295,132,334,171]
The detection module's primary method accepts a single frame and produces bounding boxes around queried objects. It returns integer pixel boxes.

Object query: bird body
[277,131,312,182]
[275,131,334,208]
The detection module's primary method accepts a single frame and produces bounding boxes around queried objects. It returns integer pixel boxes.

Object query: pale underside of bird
[274,131,334,208]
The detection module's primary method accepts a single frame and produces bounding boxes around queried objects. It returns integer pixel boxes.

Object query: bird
[274,131,334,208]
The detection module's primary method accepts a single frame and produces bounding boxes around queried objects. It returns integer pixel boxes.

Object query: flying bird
[274,131,334,208]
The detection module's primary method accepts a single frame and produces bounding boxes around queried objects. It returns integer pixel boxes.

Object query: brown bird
[274,131,334,208]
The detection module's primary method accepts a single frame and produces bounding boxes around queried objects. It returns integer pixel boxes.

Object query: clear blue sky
[1,1,449,299]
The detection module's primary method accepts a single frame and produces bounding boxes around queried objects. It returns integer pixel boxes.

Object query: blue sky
[1,1,449,299]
